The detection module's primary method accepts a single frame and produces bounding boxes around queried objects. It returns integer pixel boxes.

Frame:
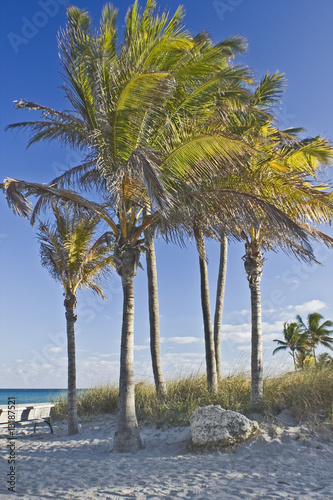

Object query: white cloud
[92,353,112,358]
[221,324,251,343]
[229,309,250,316]
[161,336,203,344]
[161,351,205,378]
[262,320,285,335]
[221,320,284,352]
[260,300,327,325]
[225,309,250,321]
[286,299,326,316]
[46,347,63,354]
[134,345,149,351]
[170,336,202,344]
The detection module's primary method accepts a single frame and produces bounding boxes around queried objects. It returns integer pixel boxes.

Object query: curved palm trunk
[145,230,167,396]
[243,240,264,406]
[114,244,143,453]
[214,235,228,378]
[194,226,218,393]
[64,293,79,435]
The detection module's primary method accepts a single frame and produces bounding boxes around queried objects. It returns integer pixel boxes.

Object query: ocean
[0,388,67,406]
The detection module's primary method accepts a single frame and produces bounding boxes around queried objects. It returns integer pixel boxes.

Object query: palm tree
[317,352,333,367]
[37,204,113,435]
[296,313,333,363]
[3,2,253,450]
[273,322,309,369]
[221,71,333,404]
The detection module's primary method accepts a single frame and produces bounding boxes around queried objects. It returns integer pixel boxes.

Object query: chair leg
[46,417,54,434]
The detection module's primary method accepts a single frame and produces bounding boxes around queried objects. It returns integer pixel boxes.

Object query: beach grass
[52,364,333,427]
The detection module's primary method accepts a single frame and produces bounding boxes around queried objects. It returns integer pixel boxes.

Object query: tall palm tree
[3,2,253,450]
[37,204,113,435]
[296,313,333,363]
[179,72,289,384]
[217,71,333,404]
[240,167,333,403]
[273,322,309,370]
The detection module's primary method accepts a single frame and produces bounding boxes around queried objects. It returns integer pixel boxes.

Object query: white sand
[1,410,332,499]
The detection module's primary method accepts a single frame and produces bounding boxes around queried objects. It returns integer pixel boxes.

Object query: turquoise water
[0,389,67,405]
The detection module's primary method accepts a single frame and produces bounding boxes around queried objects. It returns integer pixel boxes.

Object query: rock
[190,405,259,447]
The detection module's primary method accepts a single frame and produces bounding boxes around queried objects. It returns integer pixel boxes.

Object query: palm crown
[296,313,333,360]
[38,205,114,300]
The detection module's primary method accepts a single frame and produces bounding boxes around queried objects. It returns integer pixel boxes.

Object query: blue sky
[1,0,333,388]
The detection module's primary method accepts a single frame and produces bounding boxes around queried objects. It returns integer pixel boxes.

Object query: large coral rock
[190,405,258,447]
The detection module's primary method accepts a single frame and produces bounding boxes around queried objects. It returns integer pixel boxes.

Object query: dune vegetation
[52,363,333,429]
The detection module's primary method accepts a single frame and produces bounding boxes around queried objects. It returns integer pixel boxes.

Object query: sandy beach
[0,411,332,499]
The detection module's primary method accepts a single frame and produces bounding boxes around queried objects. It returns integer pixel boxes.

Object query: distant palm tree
[38,205,113,435]
[296,313,333,363]
[317,352,333,367]
[273,322,310,369]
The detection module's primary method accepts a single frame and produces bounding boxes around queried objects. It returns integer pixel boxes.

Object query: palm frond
[3,178,118,233]
[251,71,286,109]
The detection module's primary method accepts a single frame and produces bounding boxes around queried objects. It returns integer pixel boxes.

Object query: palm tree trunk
[145,230,167,396]
[214,235,228,378]
[292,351,296,370]
[243,240,264,406]
[194,226,218,393]
[114,244,143,453]
[64,293,78,435]
[249,276,263,404]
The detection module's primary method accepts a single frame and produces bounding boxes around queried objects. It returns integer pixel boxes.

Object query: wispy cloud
[221,324,251,343]
[164,336,203,344]
[134,345,149,351]
[46,347,63,354]
[286,299,326,316]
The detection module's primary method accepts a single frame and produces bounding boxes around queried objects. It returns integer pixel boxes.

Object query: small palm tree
[317,352,333,367]
[38,204,113,435]
[296,313,333,363]
[273,322,310,369]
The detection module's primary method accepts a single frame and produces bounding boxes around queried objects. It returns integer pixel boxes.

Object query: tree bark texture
[214,235,228,378]
[64,293,79,436]
[114,245,143,452]
[243,241,264,405]
[145,231,167,396]
[194,227,218,393]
